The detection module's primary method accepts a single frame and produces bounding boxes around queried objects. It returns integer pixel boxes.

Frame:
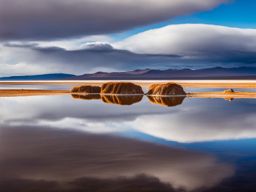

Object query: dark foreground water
[1,92,256,192]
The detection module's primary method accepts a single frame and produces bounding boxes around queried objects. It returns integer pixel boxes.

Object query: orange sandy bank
[0,89,70,97]
[188,92,256,99]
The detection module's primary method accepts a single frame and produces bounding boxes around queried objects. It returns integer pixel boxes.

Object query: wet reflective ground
[1,87,256,192]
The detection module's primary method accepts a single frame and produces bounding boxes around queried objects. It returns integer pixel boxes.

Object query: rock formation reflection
[72,85,101,94]
[72,93,101,100]
[71,94,185,107]
[147,96,185,107]
[71,93,143,105]
[101,94,143,105]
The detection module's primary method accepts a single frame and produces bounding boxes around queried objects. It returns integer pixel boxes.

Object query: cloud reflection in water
[0,126,233,191]
[3,94,256,191]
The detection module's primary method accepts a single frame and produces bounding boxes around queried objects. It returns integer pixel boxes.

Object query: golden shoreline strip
[1,80,256,88]
[0,89,70,97]
[187,92,256,99]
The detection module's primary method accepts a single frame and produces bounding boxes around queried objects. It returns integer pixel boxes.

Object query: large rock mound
[101,82,144,95]
[147,83,186,96]
[71,85,101,94]
[101,95,143,105]
[147,96,185,107]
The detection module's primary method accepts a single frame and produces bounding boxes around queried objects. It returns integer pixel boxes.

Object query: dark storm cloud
[32,44,183,69]
[0,43,187,76]
[0,0,226,40]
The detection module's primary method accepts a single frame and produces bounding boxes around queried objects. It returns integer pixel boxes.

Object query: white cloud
[115,24,256,58]
[37,35,114,50]
[0,45,65,76]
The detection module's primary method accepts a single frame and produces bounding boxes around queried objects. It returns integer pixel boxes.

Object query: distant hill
[1,67,256,80]
[74,67,256,80]
[0,73,75,81]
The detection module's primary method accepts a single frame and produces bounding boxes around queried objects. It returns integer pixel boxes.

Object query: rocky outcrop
[71,85,101,94]
[101,82,144,95]
[72,94,101,100]
[147,83,186,96]
[101,95,143,105]
[147,96,185,107]
[223,89,235,101]
[224,89,235,94]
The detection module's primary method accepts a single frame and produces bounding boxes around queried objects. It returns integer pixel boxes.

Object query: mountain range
[1,67,256,80]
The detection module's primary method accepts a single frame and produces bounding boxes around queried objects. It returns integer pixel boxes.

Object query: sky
[0,0,256,76]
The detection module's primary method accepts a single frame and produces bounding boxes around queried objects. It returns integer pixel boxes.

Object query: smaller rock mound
[147,96,185,107]
[101,95,143,105]
[147,83,186,96]
[71,85,101,94]
[224,89,235,94]
[101,82,144,95]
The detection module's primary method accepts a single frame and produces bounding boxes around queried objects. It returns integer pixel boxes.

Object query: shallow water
[1,89,256,191]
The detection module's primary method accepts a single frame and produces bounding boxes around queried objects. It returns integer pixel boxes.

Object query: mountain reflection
[147,96,185,107]
[0,126,233,192]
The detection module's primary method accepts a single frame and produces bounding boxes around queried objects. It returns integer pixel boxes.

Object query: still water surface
[1,87,256,192]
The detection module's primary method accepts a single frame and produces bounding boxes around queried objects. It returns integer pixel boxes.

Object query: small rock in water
[224,89,235,94]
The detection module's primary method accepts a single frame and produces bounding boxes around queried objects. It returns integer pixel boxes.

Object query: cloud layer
[115,24,256,60]
[0,0,226,40]
[2,24,256,76]
[0,44,185,76]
